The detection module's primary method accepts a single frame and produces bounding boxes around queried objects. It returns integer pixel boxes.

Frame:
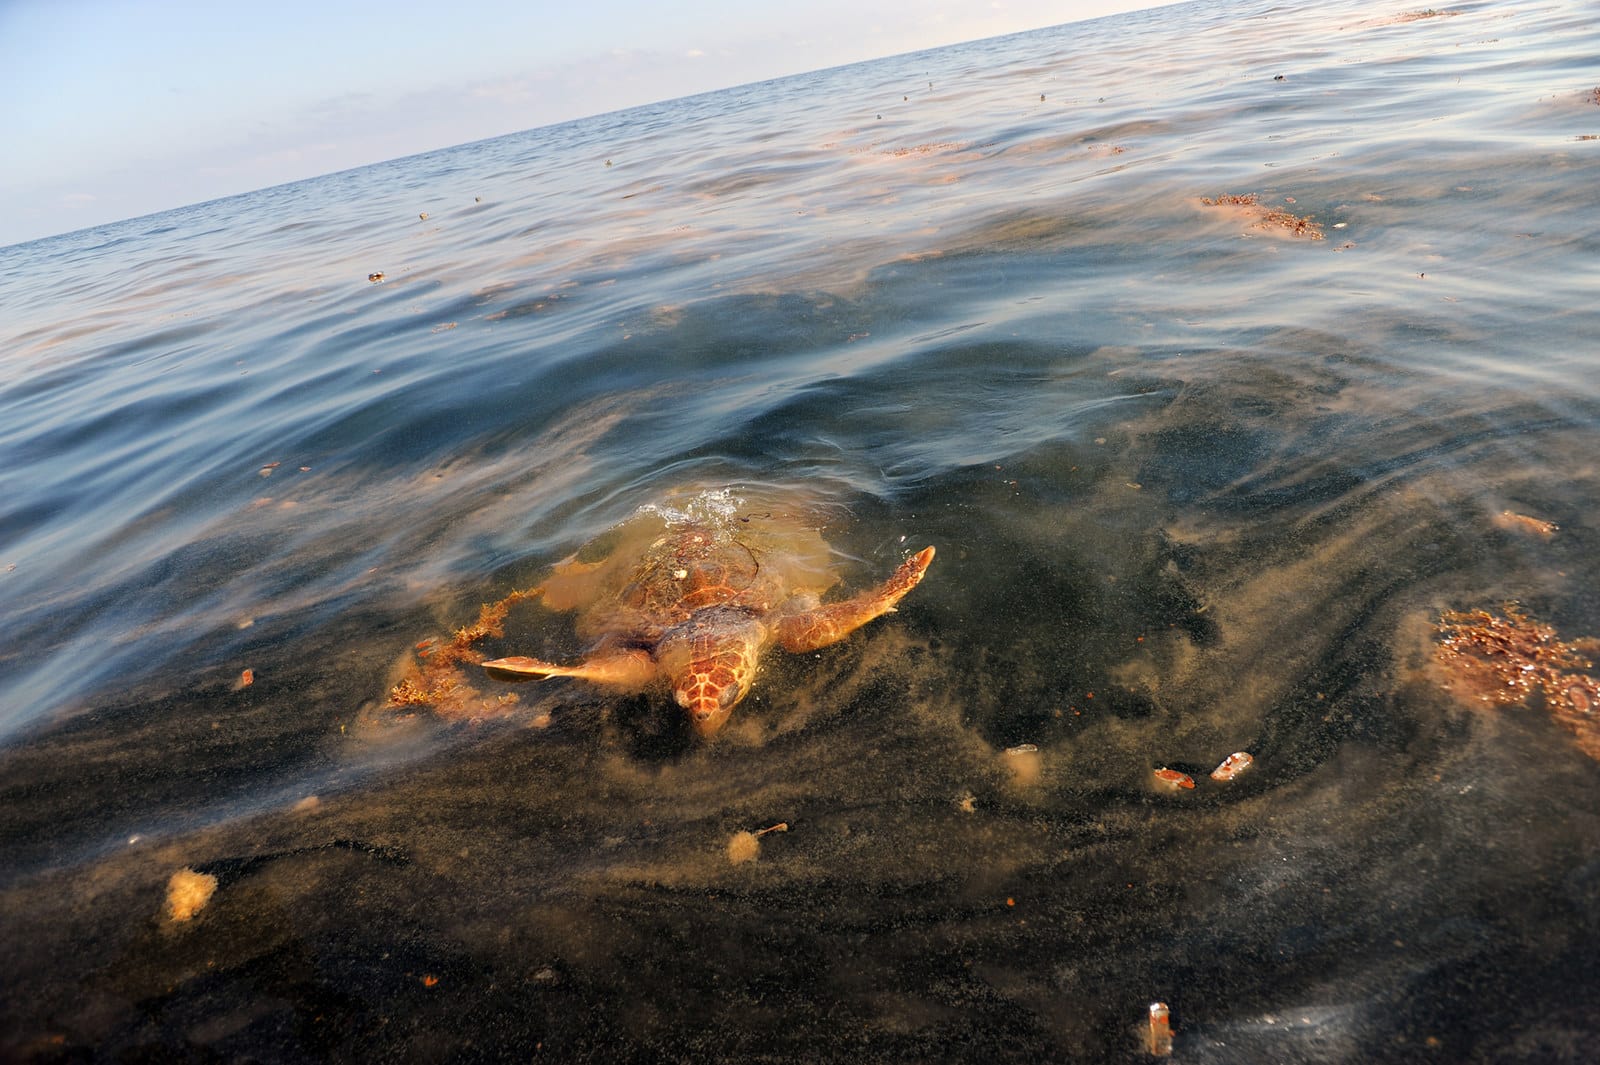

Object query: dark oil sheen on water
[2,0,1599,1060]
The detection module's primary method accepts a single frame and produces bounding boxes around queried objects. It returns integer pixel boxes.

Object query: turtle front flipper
[773,546,935,653]
[483,647,657,689]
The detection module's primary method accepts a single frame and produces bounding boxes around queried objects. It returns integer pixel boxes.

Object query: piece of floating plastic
[1152,768,1195,791]
[1005,743,1038,755]
[1147,1001,1174,1056]
[1210,751,1254,781]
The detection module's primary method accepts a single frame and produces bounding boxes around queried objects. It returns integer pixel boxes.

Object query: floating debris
[1004,744,1043,787]
[1493,510,1559,538]
[235,668,255,690]
[1435,604,1600,760]
[164,867,218,923]
[726,822,788,865]
[726,831,759,864]
[367,272,385,283]
[1146,1001,1174,1056]
[1152,768,1195,791]
[1210,751,1254,781]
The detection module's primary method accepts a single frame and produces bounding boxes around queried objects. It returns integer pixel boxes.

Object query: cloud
[306,92,378,118]
[471,79,536,104]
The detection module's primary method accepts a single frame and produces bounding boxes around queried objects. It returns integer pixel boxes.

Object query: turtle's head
[656,610,765,737]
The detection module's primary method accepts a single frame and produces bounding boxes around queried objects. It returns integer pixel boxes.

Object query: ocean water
[4,0,1600,1059]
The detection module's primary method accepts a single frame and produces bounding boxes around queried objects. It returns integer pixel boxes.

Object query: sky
[0,0,1176,248]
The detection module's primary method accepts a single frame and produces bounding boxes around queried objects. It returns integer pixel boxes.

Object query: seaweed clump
[389,587,538,715]
[1201,194,1325,239]
[1435,604,1600,760]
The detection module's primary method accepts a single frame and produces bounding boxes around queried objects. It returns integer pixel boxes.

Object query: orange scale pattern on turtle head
[657,608,767,736]
[673,646,755,737]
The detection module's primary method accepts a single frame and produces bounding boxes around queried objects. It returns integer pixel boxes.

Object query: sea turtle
[478,489,935,736]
